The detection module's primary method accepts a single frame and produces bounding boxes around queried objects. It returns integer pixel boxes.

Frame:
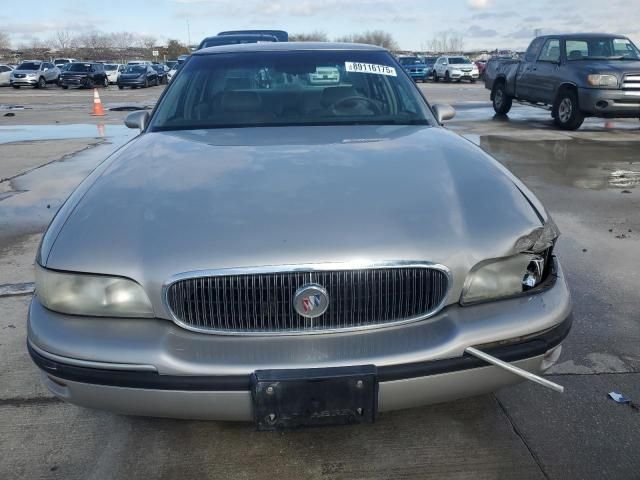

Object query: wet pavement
[0,83,639,479]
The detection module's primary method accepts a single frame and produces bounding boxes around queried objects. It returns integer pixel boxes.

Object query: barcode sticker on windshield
[345,62,397,76]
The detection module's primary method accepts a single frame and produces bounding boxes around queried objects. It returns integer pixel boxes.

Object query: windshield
[17,62,41,70]
[104,64,118,71]
[399,57,420,65]
[150,50,433,131]
[565,37,640,60]
[68,63,91,72]
[152,65,165,72]
[449,57,472,65]
[423,58,437,66]
[54,59,69,64]
[125,66,146,74]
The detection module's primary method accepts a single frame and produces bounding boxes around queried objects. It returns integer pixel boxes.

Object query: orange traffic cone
[91,88,106,116]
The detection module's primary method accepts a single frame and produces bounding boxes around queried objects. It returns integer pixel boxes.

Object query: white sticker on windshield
[345,62,397,76]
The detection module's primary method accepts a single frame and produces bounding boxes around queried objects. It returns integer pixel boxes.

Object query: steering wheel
[329,96,381,115]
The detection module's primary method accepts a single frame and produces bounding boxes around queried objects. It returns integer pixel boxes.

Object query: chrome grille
[166,264,450,334]
[622,74,640,90]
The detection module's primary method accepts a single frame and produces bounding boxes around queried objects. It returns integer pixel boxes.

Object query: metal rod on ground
[465,346,565,393]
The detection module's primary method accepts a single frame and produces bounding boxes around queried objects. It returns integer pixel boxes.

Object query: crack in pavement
[0,396,60,407]
[494,393,551,480]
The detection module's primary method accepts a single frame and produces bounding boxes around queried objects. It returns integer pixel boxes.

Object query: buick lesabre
[28,43,572,429]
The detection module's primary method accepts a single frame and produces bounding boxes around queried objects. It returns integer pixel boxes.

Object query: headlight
[35,264,154,317]
[461,221,558,305]
[587,74,618,87]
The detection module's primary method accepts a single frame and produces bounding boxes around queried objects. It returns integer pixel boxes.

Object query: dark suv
[59,62,108,89]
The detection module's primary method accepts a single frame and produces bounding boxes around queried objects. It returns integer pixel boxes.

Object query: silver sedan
[28,43,571,428]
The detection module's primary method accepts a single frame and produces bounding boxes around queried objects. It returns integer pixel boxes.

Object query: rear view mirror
[432,104,456,123]
[125,111,150,131]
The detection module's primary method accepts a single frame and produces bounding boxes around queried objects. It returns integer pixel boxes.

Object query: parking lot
[1,81,638,479]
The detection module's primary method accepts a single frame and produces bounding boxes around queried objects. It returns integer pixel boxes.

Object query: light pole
[186,19,191,49]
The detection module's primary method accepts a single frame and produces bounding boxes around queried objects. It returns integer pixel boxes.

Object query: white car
[104,64,124,84]
[0,64,13,86]
[433,56,479,83]
[53,58,78,68]
[167,64,180,83]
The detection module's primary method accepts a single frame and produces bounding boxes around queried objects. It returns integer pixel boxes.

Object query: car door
[44,63,56,82]
[527,38,562,104]
[515,37,545,101]
[0,66,10,85]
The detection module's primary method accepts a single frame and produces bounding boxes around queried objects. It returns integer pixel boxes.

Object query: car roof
[535,33,629,40]
[194,41,386,55]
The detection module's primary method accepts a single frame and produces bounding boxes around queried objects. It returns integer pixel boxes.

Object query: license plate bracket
[251,365,377,430]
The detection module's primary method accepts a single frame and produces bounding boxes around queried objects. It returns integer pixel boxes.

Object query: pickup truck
[485,33,640,130]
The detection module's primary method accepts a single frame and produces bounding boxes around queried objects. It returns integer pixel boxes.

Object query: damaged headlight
[461,222,558,305]
[35,264,154,317]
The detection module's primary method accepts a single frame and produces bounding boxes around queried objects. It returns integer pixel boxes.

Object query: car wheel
[433,72,439,82]
[144,78,149,88]
[61,86,68,90]
[103,77,108,88]
[552,88,584,130]
[118,85,124,90]
[492,81,513,115]
[445,71,451,83]
[86,78,94,89]
[12,85,20,89]
[37,77,46,88]
[154,77,159,87]
[471,78,477,84]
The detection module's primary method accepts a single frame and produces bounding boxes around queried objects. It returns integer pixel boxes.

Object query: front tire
[433,71,439,82]
[118,85,124,90]
[37,77,46,88]
[492,82,513,115]
[12,85,20,89]
[103,77,108,88]
[552,89,584,130]
[144,78,149,88]
[445,71,451,83]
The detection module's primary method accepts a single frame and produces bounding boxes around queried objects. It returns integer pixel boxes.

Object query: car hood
[403,63,427,69]
[12,69,39,75]
[577,60,640,75]
[43,125,545,315]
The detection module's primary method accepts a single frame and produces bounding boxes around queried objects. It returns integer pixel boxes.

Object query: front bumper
[450,71,479,80]
[59,77,88,87]
[28,260,571,420]
[118,80,146,87]
[10,78,37,86]
[578,87,640,117]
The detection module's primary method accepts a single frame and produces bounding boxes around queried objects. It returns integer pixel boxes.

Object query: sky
[2,0,640,51]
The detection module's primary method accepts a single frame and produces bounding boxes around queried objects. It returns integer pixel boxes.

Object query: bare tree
[290,31,328,42]
[141,35,157,50]
[53,30,76,51]
[335,31,398,50]
[0,32,11,51]
[110,31,136,51]
[428,31,465,54]
[165,39,190,59]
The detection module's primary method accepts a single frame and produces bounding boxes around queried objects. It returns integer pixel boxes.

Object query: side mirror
[125,111,150,131]
[432,104,456,123]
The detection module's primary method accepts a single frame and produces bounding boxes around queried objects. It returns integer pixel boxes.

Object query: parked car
[218,29,289,42]
[166,60,178,69]
[0,64,13,86]
[485,33,640,130]
[197,33,277,50]
[151,64,169,84]
[28,42,571,427]
[422,56,438,79]
[117,64,159,89]
[167,62,182,83]
[58,62,108,89]
[475,60,487,79]
[104,64,124,84]
[127,60,152,66]
[10,61,59,88]
[397,56,430,82]
[53,58,78,68]
[433,56,480,83]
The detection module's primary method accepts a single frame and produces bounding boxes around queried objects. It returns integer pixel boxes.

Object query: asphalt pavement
[0,82,638,480]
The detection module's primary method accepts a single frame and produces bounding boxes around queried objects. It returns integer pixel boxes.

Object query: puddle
[0,131,134,242]
[479,136,639,191]
[0,123,131,144]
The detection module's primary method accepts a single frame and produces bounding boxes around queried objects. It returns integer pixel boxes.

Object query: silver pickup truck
[485,33,640,130]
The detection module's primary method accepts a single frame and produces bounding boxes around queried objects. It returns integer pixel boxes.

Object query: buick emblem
[293,284,329,319]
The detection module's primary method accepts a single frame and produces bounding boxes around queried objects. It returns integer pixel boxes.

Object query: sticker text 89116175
[345,62,397,77]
